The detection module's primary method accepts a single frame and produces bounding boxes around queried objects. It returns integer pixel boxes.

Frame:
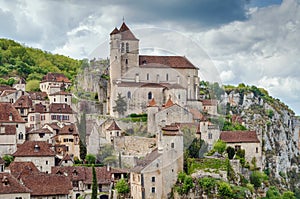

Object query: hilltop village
[0,22,299,199]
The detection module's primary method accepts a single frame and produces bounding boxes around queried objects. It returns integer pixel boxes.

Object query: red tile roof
[21,173,72,196]
[49,103,73,114]
[164,98,174,108]
[139,55,197,69]
[13,95,33,108]
[107,120,121,131]
[0,85,16,92]
[0,173,31,194]
[220,131,260,143]
[9,161,40,179]
[28,91,48,100]
[0,102,25,123]
[58,154,74,165]
[41,72,71,83]
[201,99,218,106]
[148,98,157,107]
[13,141,55,157]
[30,103,47,113]
[162,124,182,136]
[27,127,52,135]
[58,124,78,135]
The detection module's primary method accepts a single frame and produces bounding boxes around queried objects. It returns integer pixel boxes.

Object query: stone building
[130,124,183,199]
[220,131,262,169]
[108,22,200,117]
[40,72,72,95]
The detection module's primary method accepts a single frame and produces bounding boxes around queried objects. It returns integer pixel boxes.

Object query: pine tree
[113,93,127,116]
[91,166,98,199]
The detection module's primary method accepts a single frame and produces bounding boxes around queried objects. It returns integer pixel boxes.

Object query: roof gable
[0,173,31,194]
[0,102,25,123]
[107,120,121,131]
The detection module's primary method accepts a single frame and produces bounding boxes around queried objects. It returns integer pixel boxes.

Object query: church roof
[118,22,138,40]
[110,27,119,35]
[107,120,121,131]
[139,55,197,69]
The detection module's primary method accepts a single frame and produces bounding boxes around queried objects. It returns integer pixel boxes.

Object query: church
[108,22,201,117]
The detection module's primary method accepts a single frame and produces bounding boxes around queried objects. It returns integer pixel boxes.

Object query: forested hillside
[0,38,82,86]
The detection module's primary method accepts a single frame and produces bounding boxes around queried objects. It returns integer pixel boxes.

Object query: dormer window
[2,176,9,186]
[34,144,40,152]
[9,113,13,121]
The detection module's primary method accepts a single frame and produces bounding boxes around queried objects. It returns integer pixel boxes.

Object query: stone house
[130,124,183,199]
[13,95,33,122]
[0,102,26,156]
[27,127,53,143]
[147,98,193,134]
[13,141,55,173]
[200,119,220,150]
[108,22,200,117]
[49,91,72,106]
[58,154,74,166]
[52,123,80,159]
[0,172,31,199]
[40,72,72,95]
[27,91,48,105]
[220,131,262,169]
[106,119,123,143]
[0,88,25,104]
[201,99,218,115]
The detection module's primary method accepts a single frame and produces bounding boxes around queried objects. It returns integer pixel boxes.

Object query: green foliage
[198,177,216,194]
[226,146,235,159]
[175,172,194,195]
[91,166,97,199]
[97,144,116,165]
[0,38,81,81]
[218,181,233,198]
[186,138,202,158]
[123,113,147,122]
[115,178,130,195]
[113,93,127,117]
[250,171,264,190]
[213,139,226,154]
[226,158,236,182]
[25,79,40,91]
[264,186,281,199]
[2,155,14,167]
[85,154,96,164]
[266,109,274,119]
[282,191,296,199]
[188,158,227,174]
[222,120,247,131]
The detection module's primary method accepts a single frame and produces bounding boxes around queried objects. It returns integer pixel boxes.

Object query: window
[30,116,35,121]
[54,98,56,102]
[148,92,152,100]
[171,143,174,148]
[147,73,149,80]
[151,187,156,193]
[127,91,131,99]
[18,133,23,140]
[166,73,169,81]
[87,184,91,189]
[235,145,241,151]
[63,138,68,142]
[152,176,155,182]
[256,147,258,153]
[65,98,68,102]
[51,115,57,120]
[46,161,48,165]
[121,42,124,53]
[208,133,212,139]
[178,94,180,99]
[20,108,24,114]
[125,58,128,65]
[126,42,129,53]
[73,181,78,187]
[16,124,18,128]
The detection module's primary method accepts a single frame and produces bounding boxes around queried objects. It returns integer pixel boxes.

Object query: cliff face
[221,90,300,188]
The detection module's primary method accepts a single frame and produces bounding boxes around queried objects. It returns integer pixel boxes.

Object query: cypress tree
[91,165,97,199]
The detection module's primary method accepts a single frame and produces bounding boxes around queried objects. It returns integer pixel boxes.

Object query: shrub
[115,178,130,195]
[213,140,226,154]
[199,177,216,194]
[218,181,233,198]
[226,146,235,159]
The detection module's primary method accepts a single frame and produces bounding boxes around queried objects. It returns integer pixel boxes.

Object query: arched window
[147,73,149,81]
[121,42,124,53]
[127,91,131,99]
[166,74,169,81]
[126,42,129,53]
[18,133,23,140]
[125,58,128,65]
[148,92,152,100]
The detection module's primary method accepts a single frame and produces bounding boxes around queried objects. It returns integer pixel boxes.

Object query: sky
[0,0,299,115]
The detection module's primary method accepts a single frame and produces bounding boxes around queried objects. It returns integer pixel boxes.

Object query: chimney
[135,73,139,83]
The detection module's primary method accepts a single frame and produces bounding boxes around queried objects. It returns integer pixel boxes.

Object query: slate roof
[13,95,33,108]
[220,131,260,143]
[49,103,73,114]
[41,72,71,83]
[13,141,55,157]
[0,102,25,123]
[139,55,197,69]
[0,173,31,194]
[107,120,121,131]
[131,148,161,173]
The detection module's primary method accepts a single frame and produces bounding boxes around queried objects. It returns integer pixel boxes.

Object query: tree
[265,186,281,199]
[2,155,14,167]
[115,178,130,198]
[226,146,235,159]
[85,154,96,164]
[91,166,97,199]
[25,79,40,91]
[213,140,226,154]
[113,93,127,117]
[250,171,263,190]
[218,181,233,198]
[282,191,296,199]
